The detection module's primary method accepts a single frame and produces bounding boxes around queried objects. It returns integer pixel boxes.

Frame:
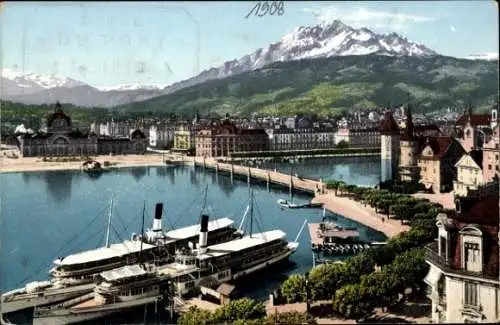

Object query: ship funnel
[153,203,163,234]
[198,214,209,255]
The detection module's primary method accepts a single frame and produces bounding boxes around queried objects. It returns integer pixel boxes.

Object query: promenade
[312,192,409,238]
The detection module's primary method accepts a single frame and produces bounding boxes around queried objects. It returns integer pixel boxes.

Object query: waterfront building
[417,136,466,193]
[334,126,380,148]
[453,150,484,197]
[379,110,401,182]
[17,103,148,157]
[266,127,336,151]
[424,185,500,323]
[149,122,176,149]
[196,118,268,157]
[399,101,421,183]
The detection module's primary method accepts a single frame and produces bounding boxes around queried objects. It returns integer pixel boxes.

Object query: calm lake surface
[0,156,383,301]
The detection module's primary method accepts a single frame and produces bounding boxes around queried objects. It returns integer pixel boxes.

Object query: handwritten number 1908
[245,1,284,19]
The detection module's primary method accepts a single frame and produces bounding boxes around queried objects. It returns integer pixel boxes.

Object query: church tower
[461,104,477,152]
[399,93,420,183]
[379,109,401,182]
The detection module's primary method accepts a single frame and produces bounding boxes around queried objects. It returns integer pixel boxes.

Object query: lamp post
[305,271,311,315]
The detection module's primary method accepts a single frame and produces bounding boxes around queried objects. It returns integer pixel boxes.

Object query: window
[464,282,478,307]
[489,164,492,170]
[464,242,480,271]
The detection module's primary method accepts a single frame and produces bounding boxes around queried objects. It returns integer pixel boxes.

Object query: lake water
[0,156,383,301]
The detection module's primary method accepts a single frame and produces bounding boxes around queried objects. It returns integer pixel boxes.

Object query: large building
[424,185,500,323]
[379,110,401,182]
[266,127,336,151]
[334,126,381,148]
[18,103,147,157]
[196,118,268,157]
[417,136,465,193]
[149,122,176,149]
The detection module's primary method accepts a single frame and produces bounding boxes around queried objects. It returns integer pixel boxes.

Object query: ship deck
[70,298,103,309]
[308,223,359,246]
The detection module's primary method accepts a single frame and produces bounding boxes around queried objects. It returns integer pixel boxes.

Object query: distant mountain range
[1,20,498,110]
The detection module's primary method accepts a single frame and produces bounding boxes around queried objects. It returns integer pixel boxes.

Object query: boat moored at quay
[1,201,240,315]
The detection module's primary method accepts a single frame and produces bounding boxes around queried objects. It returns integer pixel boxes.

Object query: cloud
[449,25,456,33]
[302,6,434,31]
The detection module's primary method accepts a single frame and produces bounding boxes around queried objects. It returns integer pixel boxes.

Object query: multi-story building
[424,186,500,323]
[417,136,466,193]
[453,150,484,197]
[149,123,176,149]
[482,124,500,182]
[18,103,147,157]
[456,107,493,152]
[380,111,401,182]
[266,127,336,151]
[196,119,268,157]
[334,127,380,148]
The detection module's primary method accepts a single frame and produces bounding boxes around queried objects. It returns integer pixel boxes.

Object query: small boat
[277,199,300,209]
[82,160,108,173]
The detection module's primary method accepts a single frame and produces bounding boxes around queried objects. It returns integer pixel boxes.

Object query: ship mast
[249,190,254,238]
[140,201,146,253]
[105,196,114,248]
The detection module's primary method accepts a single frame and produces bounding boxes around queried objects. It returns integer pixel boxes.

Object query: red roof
[418,136,457,160]
[456,114,491,126]
[379,111,400,135]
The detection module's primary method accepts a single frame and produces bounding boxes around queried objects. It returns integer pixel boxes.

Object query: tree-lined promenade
[180,180,448,323]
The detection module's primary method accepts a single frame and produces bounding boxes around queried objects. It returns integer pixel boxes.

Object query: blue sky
[1,1,498,88]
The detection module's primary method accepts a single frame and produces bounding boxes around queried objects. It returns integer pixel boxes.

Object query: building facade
[149,123,176,149]
[453,151,484,197]
[267,127,336,151]
[417,136,466,193]
[379,111,401,182]
[196,119,268,157]
[334,127,380,148]
[18,103,147,157]
[482,125,500,182]
[424,187,500,323]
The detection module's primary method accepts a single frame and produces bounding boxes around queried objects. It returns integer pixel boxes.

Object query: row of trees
[277,182,444,320]
[177,298,315,325]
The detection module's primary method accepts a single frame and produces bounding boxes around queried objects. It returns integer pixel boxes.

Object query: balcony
[425,242,499,281]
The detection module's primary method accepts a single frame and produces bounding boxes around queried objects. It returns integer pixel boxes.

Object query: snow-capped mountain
[99,83,167,92]
[2,20,440,107]
[2,68,87,89]
[161,20,439,94]
[465,53,499,61]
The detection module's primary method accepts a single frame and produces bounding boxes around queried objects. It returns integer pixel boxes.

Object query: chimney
[152,203,163,235]
[198,214,209,255]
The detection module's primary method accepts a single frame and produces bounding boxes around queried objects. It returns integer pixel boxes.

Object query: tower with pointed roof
[399,93,421,183]
[379,107,401,182]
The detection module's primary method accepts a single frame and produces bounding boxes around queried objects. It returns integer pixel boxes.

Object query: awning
[424,264,442,287]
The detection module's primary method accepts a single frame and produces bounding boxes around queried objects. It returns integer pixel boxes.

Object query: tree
[336,140,349,149]
[308,263,346,300]
[332,283,375,320]
[265,311,317,325]
[280,274,307,303]
[177,306,215,325]
[212,298,266,323]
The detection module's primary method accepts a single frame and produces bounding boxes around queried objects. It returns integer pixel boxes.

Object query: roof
[197,230,287,260]
[47,104,71,127]
[451,193,500,226]
[456,114,491,126]
[322,229,360,239]
[217,283,236,296]
[54,240,157,266]
[163,217,234,242]
[100,264,147,282]
[379,111,400,135]
[418,136,457,161]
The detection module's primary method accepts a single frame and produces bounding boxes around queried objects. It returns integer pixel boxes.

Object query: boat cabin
[317,222,360,244]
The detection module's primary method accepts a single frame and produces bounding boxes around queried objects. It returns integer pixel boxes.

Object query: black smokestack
[155,203,163,220]
[200,214,209,232]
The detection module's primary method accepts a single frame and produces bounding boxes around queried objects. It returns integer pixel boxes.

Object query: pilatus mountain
[2,20,498,112]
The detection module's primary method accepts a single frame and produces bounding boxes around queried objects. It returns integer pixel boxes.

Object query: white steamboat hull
[1,283,95,314]
[32,295,161,325]
[232,249,294,280]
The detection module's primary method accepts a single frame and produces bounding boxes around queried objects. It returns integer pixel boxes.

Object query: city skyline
[2,1,498,88]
